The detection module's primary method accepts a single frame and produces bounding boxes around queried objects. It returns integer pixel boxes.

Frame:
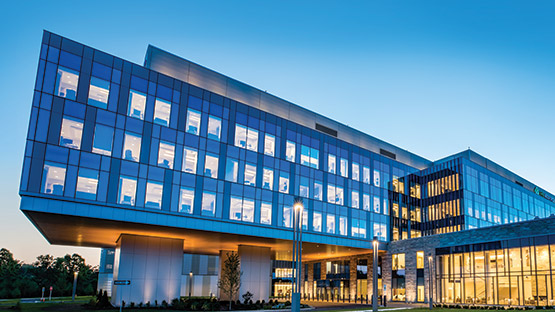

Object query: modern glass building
[20,31,555,306]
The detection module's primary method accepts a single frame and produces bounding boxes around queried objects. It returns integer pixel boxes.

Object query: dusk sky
[1,0,554,267]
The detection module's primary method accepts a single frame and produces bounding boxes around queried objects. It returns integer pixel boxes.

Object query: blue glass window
[286,141,295,162]
[204,153,219,178]
[313,212,322,232]
[75,168,98,200]
[145,181,163,209]
[264,134,275,156]
[154,98,171,127]
[179,187,194,214]
[60,117,83,149]
[201,192,216,217]
[182,147,198,174]
[92,124,113,156]
[260,202,272,225]
[244,163,256,186]
[262,167,273,190]
[88,77,110,109]
[225,158,238,182]
[41,162,66,196]
[128,90,146,120]
[186,109,201,135]
[55,66,78,100]
[122,132,141,162]
[207,116,222,141]
[158,141,175,169]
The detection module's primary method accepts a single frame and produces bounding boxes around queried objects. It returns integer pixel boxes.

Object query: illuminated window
[373,170,380,187]
[260,202,272,225]
[75,168,98,200]
[328,154,336,174]
[264,134,275,156]
[300,145,310,166]
[373,196,381,213]
[145,181,163,209]
[352,162,360,181]
[41,162,66,196]
[310,148,319,169]
[327,184,344,205]
[279,172,289,193]
[242,198,255,222]
[363,166,370,184]
[118,175,137,206]
[244,163,256,186]
[92,124,113,156]
[122,132,141,162]
[351,190,359,208]
[179,187,194,214]
[340,158,348,178]
[392,253,405,270]
[201,192,216,216]
[127,90,146,120]
[186,109,201,135]
[153,98,171,127]
[88,77,109,109]
[182,147,198,174]
[55,66,78,100]
[313,212,322,232]
[235,124,258,151]
[60,117,83,149]
[157,141,175,169]
[339,216,347,236]
[326,214,335,234]
[286,141,295,162]
[262,167,273,190]
[230,196,242,221]
[246,128,258,151]
[314,181,323,201]
[225,158,238,182]
[363,193,370,211]
[207,116,222,141]
[416,251,424,269]
[204,153,219,178]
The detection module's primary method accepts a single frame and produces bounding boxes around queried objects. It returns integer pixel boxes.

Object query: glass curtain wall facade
[436,235,555,307]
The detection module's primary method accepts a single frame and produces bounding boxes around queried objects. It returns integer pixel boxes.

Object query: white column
[238,245,271,302]
[111,235,183,306]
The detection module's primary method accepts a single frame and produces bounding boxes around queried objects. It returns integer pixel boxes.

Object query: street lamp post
[428,255,433,310]
[372,236,378,312]
[292,197,304,312]
[189,271,193,298]
[72,270,79,302]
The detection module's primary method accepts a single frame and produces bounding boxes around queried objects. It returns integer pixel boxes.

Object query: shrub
[155,300,158,307]
[122,301,126,309]
[129,302,135,308]
[146,301,151,308]
[162,300,168,308]
[139,302,143,308]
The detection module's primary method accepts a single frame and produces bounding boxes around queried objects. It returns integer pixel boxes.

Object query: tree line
[0,248,98,299]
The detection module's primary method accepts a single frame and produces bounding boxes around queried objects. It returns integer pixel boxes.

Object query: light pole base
[292,293,301,312]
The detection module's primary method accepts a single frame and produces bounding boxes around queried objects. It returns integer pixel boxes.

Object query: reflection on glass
[55,66,78,100]
[235,124,247,148]
[279,172,289,193]
[340,158,348,177]
[204,153,219,178]
[60,117,83,149]
[88,77,110,109]
[339,216,347,235]
[363,194,370,211]
[153,98,171,127]
[313,212,322,232]
[246,128,258,151]
[351,190,359,208]
[352,163,360,181]
[118,176,137,206]
[314,181,323,200]
[300,145,310,166]
[145,181,163,209]
[41,162,66,195]
[225,158,239,182]
[328,154,336,174]
[76,168,98,200]
[179,187,194,214]
[207,116,221,141]
[299,177,309,198]
[186,109,201,135]
[92,124,113,156]
[157,141,175,169]
[127,90,146,119]
[182,147,198,174]
[122,132,141,162]
[242,199,254,222]
[326,214,335,234]
[363,166,370,184]
[201,192,216,216]
[282,206,292,228]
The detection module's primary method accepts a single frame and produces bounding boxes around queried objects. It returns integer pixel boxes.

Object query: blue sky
[1,1,554,266]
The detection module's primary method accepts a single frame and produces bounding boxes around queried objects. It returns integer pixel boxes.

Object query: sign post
[114,280,131,312]
[41,287,45,302]
[49,286,53,301]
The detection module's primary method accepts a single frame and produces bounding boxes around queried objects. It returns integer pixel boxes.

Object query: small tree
[218,252,242,310]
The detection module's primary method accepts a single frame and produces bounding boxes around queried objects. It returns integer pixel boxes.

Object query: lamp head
[294,197,304,212]
[189,271,193,276]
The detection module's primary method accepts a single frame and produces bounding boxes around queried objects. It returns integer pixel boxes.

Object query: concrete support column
[367,255,373,300]
[111,235,183,306]
[349,257,357,299]
[307,263,314,297]
[238,245,271,302]
[382,252,392,303]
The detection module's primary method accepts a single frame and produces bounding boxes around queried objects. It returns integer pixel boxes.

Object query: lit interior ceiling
[23,211,377,261]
